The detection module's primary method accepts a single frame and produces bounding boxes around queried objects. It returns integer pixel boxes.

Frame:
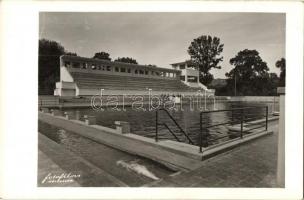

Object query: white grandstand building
[54,55,214,97]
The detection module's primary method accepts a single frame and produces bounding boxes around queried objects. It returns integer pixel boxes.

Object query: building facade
[54,55,212,97]
[171,60,208,90]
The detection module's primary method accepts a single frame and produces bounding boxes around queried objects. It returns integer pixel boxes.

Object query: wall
[77,89,215,96]
[61,55,180,80]
[229,96,279,102]
[60,66,74,82]
[56,81,76,89]
[67,67,178,80]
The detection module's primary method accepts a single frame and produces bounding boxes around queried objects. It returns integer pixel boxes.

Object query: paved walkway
[38,132,174,187]
[38,133,128,187]
[149,121,280,187]
[38,150,81,187]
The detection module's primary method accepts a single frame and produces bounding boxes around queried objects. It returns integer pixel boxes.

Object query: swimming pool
[56,101,279,145]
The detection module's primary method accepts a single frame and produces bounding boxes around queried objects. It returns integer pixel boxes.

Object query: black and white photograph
[38,12,286,187]
[0,1,303,199]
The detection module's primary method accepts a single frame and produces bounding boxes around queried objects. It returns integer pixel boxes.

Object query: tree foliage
[275,58,286,86]
[93,52,111,61]
[39,39,66,95]
[225,49,278,96]
[114,57,138,64]
[188,35,224,85]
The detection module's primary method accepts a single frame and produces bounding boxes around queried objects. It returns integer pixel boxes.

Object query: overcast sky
[39,12,285,78]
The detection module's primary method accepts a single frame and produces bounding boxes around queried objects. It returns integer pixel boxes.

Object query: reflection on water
[59,101,279,145]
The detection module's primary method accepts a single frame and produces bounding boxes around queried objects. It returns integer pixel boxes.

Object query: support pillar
[64,112,70,120]
[84,115,96,125]
[41,108,49,113]
[115,121,130,134]
[51,109,61,116]
[277,87,285,187]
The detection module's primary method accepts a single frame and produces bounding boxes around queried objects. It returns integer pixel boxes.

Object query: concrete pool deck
[147,121,280,187]
[38,121,280,187]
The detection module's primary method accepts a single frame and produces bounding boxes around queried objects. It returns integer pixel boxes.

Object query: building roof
[61,55,179,72]
[170,60,194,66]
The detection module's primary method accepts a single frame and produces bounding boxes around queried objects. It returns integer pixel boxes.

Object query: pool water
[58,101,279,145]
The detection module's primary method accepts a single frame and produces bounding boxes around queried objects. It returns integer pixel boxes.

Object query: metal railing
[156,108,194,144]
[38,97,92,109]
[39,98,60,108]
[199,106,268,152]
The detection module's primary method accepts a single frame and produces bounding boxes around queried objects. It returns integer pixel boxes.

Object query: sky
[39,12,285,78]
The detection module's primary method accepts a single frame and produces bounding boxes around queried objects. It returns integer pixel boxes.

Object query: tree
[114,57,138,64]
[188,35,224,85]
[267,73,280,95]
[275,58,286,86]
[93,52,111,61]
[225,49,271,96]
[207,79,228,96]
[39,39,65,95]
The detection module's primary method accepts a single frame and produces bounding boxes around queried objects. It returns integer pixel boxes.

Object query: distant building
[54,56,213,97]
[171,60,208,90]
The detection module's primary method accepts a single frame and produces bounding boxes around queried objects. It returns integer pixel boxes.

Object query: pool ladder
[155,108,194,145]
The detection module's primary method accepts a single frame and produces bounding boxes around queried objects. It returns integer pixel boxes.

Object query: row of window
[64,61,176,77]
[180,75,198,83]
[173,64,198,70]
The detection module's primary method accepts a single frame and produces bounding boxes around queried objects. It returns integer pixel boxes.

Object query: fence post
[266,106,268,131]
[203,112,208,148]
[231,109,234,125]
[240,109,243,138]
[199,113,203,152]
[155,110,158,142]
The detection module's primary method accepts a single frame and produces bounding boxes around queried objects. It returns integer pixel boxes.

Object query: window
[135,70,138,74]
[155,72,160,76]
[145,70,149,75]
[180,76,185,81]
[187,76,198,82]
[107,66,111,71]
[82,63,87,69]
[97,65,101,70]
[179,64,185,69]
[115,67,119,72]
[127,68,131,73]
[151,71,155,75]
[91,64,96,70]
[120,67,126,73]
[139,70,144,75]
